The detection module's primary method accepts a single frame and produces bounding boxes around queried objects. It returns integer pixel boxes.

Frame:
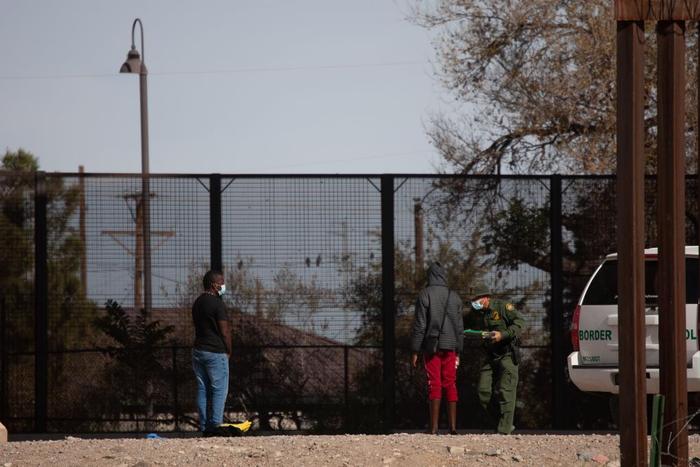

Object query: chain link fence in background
[2,172,697,433]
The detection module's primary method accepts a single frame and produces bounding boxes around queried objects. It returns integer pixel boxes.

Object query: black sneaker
[203,426,226,437]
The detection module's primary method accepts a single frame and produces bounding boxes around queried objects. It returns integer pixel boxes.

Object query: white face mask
[471,300,484,310]
[217,284,227,296]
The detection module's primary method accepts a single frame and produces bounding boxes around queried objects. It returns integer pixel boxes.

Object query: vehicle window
[581,258,699,305]
[582,261,618,305]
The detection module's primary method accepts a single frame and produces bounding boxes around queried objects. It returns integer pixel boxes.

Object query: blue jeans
[192,349,229,432]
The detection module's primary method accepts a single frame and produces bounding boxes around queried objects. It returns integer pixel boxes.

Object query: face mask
[217,284,227,296]
[471,300,483,310]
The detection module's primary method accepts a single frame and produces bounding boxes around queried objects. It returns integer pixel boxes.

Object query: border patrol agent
[465,290,524,434]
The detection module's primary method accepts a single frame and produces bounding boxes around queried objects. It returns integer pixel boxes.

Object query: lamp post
[120,18,152,317]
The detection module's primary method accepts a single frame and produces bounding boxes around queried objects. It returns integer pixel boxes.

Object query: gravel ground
[2,433,700,466]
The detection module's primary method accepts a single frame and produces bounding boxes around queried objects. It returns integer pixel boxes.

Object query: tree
[1,149,98,430]
[1,150,38,353]
[92,300,175,430]
[413,0,698,174]
[1,149,96,350]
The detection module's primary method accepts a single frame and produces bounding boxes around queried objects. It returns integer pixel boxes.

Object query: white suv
[567,246,700,393]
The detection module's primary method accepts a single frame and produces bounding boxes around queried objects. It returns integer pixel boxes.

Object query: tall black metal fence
[1,172,696,433]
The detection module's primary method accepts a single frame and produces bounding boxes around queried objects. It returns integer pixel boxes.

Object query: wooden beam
[657,19,689,466]
[616,0,700,20]
[616,20,647,467]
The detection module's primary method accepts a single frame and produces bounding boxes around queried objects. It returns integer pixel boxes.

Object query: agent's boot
[447,401,458,435]
[427,399,441,434]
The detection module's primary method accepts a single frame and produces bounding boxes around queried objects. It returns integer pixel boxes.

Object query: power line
[0,60,426,81]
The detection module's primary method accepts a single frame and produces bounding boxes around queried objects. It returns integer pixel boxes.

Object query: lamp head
[120,46,146,74]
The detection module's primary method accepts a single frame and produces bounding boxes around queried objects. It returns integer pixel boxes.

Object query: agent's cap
[470,289,491,301]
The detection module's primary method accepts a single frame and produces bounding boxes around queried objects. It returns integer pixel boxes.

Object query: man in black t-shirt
[192,270,231,435]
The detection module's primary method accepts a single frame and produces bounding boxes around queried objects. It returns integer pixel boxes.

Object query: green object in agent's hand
[464,329,491,339]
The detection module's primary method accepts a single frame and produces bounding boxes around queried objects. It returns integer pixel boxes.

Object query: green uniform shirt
[465,299,524,356]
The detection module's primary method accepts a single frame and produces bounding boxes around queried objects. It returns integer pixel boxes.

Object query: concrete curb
[0,422,7,443]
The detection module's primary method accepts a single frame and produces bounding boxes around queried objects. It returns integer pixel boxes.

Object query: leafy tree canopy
[414,0,698,174]
[3,148,39,171]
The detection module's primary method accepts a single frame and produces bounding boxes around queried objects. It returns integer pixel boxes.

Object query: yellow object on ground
[220,420,252,433]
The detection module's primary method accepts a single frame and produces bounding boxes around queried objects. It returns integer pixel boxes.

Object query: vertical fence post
[380,175,395,432]
[172,346,179,431]
[549,175,565,429]
[210,174,223,272]
[413,199,424,289]
[343,345,349,427]
[617,19,648,466]
[657,19,688,466]
[34,171,48,432]
[78,166,87,296]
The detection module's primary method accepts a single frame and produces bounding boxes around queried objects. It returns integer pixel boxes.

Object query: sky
[0,0,457,174]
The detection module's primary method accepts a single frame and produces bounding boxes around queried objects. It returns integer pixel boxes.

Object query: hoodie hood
[427,261,447,287]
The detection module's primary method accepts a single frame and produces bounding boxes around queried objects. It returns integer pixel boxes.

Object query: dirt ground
[3,433,700,466]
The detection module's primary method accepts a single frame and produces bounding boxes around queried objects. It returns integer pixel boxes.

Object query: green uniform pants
[478,353,518,434]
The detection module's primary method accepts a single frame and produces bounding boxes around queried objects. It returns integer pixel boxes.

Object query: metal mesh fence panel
[560,177,617,323]
[44,347,179,432]
[560,176,698,314]
[393,176,551,346]
[219,176,383,427]
[46,350,113,421]
[146,175,211,343]
[4,355,34,430]
[391,176,553,429]
[6,172,699,432]
[43,174,210,326]
[0,171,36,429]
[77,175,143,313]
[221,176,382,345]
[39,174,210,431]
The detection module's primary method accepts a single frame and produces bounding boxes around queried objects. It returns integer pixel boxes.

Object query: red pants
[424,350,458,401]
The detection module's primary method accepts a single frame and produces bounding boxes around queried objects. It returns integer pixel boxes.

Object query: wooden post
[615,3,694,463]
[657,19,688,466]
[616,20,648,466]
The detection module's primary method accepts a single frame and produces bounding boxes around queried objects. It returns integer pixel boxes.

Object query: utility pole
[101,192,174,311]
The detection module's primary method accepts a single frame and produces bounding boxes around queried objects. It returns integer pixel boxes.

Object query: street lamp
[120,18,152,317]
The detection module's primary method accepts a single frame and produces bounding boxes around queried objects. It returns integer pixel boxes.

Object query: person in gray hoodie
[410,261,464,434]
